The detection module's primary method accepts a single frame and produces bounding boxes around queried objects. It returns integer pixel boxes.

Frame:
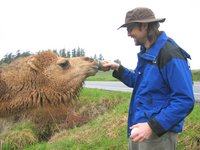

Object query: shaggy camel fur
[0,51,98,117]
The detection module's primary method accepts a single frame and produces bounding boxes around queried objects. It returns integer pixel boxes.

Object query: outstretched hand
[100,60,120,71]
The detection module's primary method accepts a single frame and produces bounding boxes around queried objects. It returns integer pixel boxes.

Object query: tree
[20,51,31,57]
[80,48,85,56]
[76,47,81,57]
[0,50,31,65]
[98,54,104,61]
[66,51,71,58]
[71,48,76,57]
[3,53,15,64]
[93,54,97,60]
[15,50,21,59]
[59,48,67,57]
[53,49,58,55]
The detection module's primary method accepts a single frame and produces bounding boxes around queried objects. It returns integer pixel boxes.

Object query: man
[102,7,194,150]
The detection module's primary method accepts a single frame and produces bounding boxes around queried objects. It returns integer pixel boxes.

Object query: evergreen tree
[80,48,85,56]
[72,48,76,57]
[77,47,81,57]
[53,49,58,55]
[59,48,67,57]
[93,54,97,60]
[98,54,104,61]
[0,50,31,65]
[20,51,31,57]
[15,50,21,59]
[66,50,71,58]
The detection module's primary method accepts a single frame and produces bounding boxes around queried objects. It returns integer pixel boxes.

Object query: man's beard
[134,38,142,46]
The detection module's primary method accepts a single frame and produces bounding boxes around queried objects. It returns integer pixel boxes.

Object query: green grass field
[88,69,200,81]
[1,88,199,150]
[87,70,118,81]
[192,70,200,81]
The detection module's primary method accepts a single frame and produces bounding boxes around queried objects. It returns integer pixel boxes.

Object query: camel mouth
[88,66,98,76]
[92,65,99,71]
[83,63,98,77]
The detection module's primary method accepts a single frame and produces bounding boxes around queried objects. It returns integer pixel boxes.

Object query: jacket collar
[139,31,168,62]
[138,31,191,61]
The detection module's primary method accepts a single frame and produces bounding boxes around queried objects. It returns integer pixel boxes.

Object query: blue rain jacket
[113,32,194,137]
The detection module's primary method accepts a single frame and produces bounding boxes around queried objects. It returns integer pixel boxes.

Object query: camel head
[0,50,98,117]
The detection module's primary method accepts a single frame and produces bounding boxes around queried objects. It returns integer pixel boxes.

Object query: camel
[0,50,98,117]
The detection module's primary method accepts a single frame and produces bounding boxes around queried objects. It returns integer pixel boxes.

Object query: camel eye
[58,60,70,69]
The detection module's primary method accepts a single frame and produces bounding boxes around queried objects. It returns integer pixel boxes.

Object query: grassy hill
[1,88,200,150]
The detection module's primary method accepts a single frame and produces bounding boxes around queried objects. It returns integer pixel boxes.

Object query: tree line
[0,47,121,65]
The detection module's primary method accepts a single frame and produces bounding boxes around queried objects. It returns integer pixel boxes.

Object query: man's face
[127,23,148,46]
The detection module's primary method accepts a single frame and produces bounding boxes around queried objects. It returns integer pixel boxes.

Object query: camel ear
[27,57,40,71]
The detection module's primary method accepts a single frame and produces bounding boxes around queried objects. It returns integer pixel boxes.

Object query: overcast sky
[0,0,199,69]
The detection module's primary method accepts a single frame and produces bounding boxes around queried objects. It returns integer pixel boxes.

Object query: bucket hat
[118,7,165,29]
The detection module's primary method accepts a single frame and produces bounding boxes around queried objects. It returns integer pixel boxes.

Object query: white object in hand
[131,127,138,135]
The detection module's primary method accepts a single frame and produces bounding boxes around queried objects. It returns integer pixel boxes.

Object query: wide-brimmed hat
[118,7,165,29]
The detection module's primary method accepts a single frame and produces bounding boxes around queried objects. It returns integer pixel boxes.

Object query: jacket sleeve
[112,65,136,88]
[148,57,194,137]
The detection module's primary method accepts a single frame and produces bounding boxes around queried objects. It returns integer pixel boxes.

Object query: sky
[0,0,199,69]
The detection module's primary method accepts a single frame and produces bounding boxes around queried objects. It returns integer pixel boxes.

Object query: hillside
[1,88,199,150]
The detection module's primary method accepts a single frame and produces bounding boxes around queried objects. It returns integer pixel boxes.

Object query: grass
[24,92,130,150]
[192,69,200,81]
[2,88,200,150]
[1,89,131,150]
[87,70,117,81]
[1,88,196,150]
[23,94,200,150]
[2,122,38,150]
[177,104,200,150]
[88,69,200,81]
